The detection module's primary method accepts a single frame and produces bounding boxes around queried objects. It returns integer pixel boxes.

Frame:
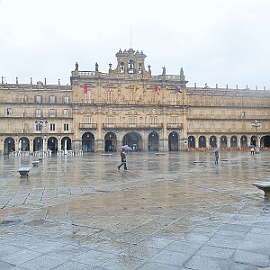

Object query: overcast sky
[0,0,270,89]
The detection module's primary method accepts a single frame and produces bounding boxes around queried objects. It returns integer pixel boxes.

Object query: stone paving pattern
[0,151,270,270]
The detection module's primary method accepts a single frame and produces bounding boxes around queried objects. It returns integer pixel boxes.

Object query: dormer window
[128,60,134,74]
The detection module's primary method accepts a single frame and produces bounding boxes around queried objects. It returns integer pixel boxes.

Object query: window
[35,95,42,103]
[128,60,134,74]
[63,96,70,104]
[170,116,178,124]
[120,62,125,73]
[50,109,56,117]
[22,95,27,103]
[50,123,55,131]
[138,63,142,74]
[107,117,115,127]
[107,90,113,103]
[36,109,41,117]
[7,123,12,132]
[35,122,41,131]
[150,117,157,126]
[50,95,56,103]
[129,117,136,127]
[170,93,176,105]
[84,116,92,123]
[64,124,69,131]
[64,109,69,116]
[7,108,12,115]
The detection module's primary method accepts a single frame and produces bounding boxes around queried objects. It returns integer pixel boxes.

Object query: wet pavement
[0,150,270,270]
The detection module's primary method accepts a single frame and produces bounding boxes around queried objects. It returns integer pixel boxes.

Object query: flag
[83,84,88,94]
[107,84,113,94]
[134,84,138,92]
[175,86,182,93]
[155,86,160,95]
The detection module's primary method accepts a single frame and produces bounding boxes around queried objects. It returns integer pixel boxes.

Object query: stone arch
[18,137,30,152]
[240,135,248,147]
[220,135,228,148]
[61,137,72,152]
[188,136,195,148]
[33,137,42,152]
[82,132,95,152]
[198,136,206,148]
[148,131,159,151]
[47,136,59,153]
[104,132,117,152]
[168,131,179,151]
[122,132,143,151]
[4,137,15,154]
[210,135,217,148]
[230,135,237,147]
[261,135,270,147]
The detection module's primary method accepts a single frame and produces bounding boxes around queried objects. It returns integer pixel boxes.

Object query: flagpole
[130,22,132,48]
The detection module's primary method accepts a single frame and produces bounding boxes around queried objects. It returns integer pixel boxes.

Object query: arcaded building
[0,48,269,154]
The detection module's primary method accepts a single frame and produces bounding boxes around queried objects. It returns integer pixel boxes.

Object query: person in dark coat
[214,151,219,164]
[118,149,128,170]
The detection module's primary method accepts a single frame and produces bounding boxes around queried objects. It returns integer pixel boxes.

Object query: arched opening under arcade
[4,137,15,154]
[210,136,217,148]
[33,137,42,152]
[261,135,270,148]
[220,136,227,148]
[198,136,206,148]
[122,132,142,151]
[18,137,30,152]
[240,135,248,147]
[104,132,117,152]
[82,132,94,152]
[250,136,257,147]
[230,135,237,147]
[61,137,72,152]
[168,131,179,151]
[47,137,58,153]
[188,136,195,148]
[147,131,159,151]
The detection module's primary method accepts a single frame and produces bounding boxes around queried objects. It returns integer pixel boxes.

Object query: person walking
[250,146,255,155]
[118,149,128,171]
[214,151,219,164]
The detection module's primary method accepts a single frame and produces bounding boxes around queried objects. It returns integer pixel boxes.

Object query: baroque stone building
[0,48,270,154]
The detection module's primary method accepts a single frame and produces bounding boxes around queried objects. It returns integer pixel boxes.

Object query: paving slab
[0,151,270,269]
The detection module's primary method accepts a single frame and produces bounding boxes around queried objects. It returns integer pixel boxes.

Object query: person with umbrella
[118,148,128,171]
[250,145,255,155]
[212,148,220,164]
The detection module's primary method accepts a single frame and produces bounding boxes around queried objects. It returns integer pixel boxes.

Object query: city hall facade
[0,48,270,155]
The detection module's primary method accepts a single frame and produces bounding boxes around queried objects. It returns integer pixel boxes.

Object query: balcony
[167,123,183,129]
[102,123,163,130]
[79,123,98,129]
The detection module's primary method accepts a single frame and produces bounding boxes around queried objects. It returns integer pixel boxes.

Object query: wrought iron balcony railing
[102,123,163,129]
[79,123,98,129]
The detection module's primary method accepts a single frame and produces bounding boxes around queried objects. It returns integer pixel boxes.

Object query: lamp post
[251,120,261,154]
[35,118,48,155]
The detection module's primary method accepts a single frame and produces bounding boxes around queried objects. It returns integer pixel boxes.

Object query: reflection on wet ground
[0,151,270,269]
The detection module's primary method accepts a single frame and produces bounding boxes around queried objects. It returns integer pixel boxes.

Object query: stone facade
[0,48,269,154]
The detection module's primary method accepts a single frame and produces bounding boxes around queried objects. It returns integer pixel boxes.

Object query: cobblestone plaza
[0,151,270,269]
